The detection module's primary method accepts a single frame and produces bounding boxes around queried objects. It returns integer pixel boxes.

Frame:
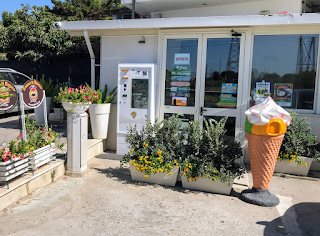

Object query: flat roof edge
[54,13,320,32]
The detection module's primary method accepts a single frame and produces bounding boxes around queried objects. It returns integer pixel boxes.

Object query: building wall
[152,0,301,18]
[100,35,158,100]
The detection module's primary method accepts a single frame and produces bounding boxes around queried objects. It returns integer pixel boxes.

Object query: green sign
[216,94,237,108]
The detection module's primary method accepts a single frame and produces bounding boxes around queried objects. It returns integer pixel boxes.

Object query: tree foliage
[49,0,122,21]
[1,5,86,64]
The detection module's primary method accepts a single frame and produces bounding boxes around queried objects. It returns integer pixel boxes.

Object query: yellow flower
[289,160,292,163]
[305,163,308,167]
[195,176,199,180]
[145,144,148,147]
[213,170,216,173]
[183,173,186,176]
[213,177,216,181]
[144,175,149,178]
[143,142,146,146]
[165,168,168,171]
[129,161,132,165]
[293,159,296,161]
[176,166,179,169]
[297,143,300,145]
[295,152,297,154]
[185,164,188,167]
[185,169,189,172]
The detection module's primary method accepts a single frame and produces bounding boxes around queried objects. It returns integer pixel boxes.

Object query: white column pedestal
[66,112,88,177]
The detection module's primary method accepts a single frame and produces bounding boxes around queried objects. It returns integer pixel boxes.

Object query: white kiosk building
[54,0,320,163]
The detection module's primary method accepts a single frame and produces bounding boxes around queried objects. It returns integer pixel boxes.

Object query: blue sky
[0,0,54,21]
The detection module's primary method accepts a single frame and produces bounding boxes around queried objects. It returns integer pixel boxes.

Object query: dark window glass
[0,72,13,82]
[132,79,148,109]
[11,73,30,85]
[251,35,318,110]
[205,38,240,109]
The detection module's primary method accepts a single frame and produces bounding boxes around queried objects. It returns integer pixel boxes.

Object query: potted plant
[39,75,58,116]
[0,134,30,182]
[121,115,185,187]
[25,115,64,170]
[52,82,69,120]
[54,85,94,114]
[274,112,320,176]
[180,117,245,195]
[87,84,117,139]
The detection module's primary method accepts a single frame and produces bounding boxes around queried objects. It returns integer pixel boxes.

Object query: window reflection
[251,35,318,110]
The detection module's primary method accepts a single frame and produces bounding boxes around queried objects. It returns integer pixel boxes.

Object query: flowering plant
[54,85,94,104]
[0,134,29,162]
[280,111,320,164]
[124,143,179,178]
[86,83,117,104]
[25,115,64,151]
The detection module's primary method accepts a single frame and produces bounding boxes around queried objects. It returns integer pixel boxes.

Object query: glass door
[199,34,245,138]
[160,35,203,122]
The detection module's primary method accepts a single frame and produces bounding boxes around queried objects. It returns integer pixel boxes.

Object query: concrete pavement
[0,156,319,236]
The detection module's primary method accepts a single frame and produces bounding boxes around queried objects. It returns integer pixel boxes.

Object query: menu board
[274,83,293,107]
[170,54,191,106]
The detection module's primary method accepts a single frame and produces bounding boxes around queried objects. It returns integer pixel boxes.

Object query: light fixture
[138,36,145,44]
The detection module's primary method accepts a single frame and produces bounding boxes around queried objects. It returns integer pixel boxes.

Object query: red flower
[47,133,51,137]
[4,157,8,162]
[90,99,93,103]
[19,133,22,138]
[21,156,24,160]
[37,166,39,170]
[42,128,45,133]
[86,96,90,100]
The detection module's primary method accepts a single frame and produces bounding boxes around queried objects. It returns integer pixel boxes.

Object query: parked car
[0,68,32,113]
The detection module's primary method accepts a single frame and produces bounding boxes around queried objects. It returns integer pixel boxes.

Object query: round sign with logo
[22,80,44,108]
[0,80,18,113]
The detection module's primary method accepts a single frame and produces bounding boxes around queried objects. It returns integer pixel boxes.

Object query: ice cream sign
[174,53,190,65]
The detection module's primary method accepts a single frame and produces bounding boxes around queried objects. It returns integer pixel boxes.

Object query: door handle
[200,107,207,116]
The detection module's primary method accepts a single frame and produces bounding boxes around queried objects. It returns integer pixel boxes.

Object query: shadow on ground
[93,165,242,199]
[258,202,320,235]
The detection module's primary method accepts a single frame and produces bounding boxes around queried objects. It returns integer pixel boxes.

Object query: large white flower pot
[129,165,179,187]
[89,103,111,139]
[309,159,320,171]
[274,156,313,176]
[62,102,90,114]
[0,157,29,182]
[29,144,55,170]
[181,176,234,195]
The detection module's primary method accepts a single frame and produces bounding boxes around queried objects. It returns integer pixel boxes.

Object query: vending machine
[117,63,157,155]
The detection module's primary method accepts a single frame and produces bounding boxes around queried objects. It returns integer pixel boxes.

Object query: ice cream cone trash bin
[241,98,291,207]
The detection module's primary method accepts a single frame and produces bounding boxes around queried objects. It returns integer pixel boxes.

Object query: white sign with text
[174,53,190,65]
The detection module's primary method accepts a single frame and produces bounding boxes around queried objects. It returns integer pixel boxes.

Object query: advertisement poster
[253,81,272,105]
[217,94,237,108]
[274,83,293,107]
[221,83,237,94]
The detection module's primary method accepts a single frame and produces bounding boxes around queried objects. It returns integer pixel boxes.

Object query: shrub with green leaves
[180,117,245,183]
[280,111,320,162]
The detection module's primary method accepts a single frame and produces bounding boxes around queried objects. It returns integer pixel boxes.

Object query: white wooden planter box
[29,144,56,170]
[274,156,313,176]
[309,159,320,171]
[0,158,29,182]
[129,165,179,187]
[181,176,234,195]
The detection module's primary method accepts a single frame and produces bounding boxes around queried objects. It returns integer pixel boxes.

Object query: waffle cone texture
[247,133,284,190]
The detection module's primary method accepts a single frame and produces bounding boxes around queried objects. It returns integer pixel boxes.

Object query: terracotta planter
[62,102,90,114]
[29,144,55,170]
[274,156,313,176]
[129,165,179,187]
[0,158,29,182]
[181,176,234,195]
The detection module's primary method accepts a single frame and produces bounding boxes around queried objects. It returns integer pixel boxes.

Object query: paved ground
[0,157,319,236]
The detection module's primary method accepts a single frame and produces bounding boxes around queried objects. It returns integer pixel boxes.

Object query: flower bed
[29,143,56,170]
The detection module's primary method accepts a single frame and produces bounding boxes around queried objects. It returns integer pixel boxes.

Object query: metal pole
[132,0,135,19]
[19,92,27,141]
[43,91,48,130]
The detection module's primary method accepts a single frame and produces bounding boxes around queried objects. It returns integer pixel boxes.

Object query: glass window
[205,38,240,109]
[251,34,319,110]
[0,72,13,82]
[132,79,148,109]
[11,73,30,85]
[165,39,198,106]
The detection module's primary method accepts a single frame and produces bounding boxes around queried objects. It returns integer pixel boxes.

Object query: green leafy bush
[280,111,320,162]
[181,117,245,183]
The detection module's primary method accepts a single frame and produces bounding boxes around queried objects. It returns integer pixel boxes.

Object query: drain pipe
[132,0,135,19]
[84,30,95,90]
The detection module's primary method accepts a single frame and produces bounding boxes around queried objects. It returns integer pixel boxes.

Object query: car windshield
[11,73,30,85]
[0,72,13,82]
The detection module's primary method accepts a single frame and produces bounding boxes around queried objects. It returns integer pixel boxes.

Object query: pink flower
[90,99,93,103]
[19,134,22,138]
[88,90,91,93]
[83,86,87,90]
[63,91,66,95]
[86,96,90,100]
[68,87,73,93]
[4,157,8,162]
[83,95,86,99]
[11,155,16,160]
[42,128,45,133]
[75,88,79,93]
[18,154,21,157]
[21,156,24,160]
[7,151,11,156]
[95,95,98,99]
[2,154,6,159]
[5,148,9,152]
[37,166,39,170]
[80,85,82,89]
[80,90,83,94]
[29,152,32,155]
